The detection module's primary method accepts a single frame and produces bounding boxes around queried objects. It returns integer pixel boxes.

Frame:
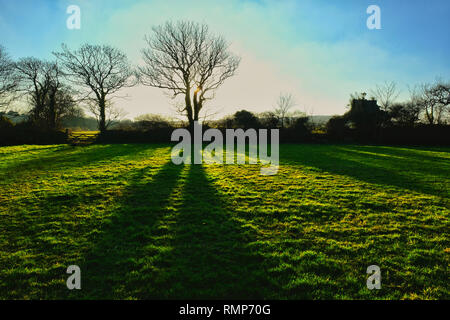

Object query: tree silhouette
[139,21,240,128]
[15,58,77,129]
[54,44,136,132]
[0,45,18,110]
[388,102,421,126]
[233,110,259,129]
[274,92,296,128]
[370,81,400,111]
[411,80,450,125]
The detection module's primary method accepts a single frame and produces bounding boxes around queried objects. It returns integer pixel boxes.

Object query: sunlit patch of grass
[0,144,448,299]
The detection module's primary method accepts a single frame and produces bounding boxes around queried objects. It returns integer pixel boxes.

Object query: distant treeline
[3,84,448,146]
[1,106,449,146]
[95,102,450,145]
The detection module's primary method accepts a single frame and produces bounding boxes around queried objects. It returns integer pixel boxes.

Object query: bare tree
[411,80,450,125]
[15,58,53,124]
[54,44,136,132]
[426,80,450,124]
[274,92,296,128]
[0,45,19,109]
[49,86,80,129]
[139,21,240,128]
[371,81,400,111]
[45,61,73,129]
[15,58,79,129]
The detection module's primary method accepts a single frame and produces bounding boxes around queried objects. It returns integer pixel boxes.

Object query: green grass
[68,131,100,146]
[0,144,448,299]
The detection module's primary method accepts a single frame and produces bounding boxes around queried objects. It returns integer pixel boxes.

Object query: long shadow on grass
[280,145,449,198]
[1,144,154,180]
[0,146,170,299]
[352,145,450,163]
[159,164,272,299]
[74,160,184,299]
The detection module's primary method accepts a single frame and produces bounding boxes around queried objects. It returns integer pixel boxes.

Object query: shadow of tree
[1,144,157,181]
[74,160,185,299]
[280,144,449,198]
[358,145,450,163]
[0,145,173,299]
[71,163,272,299]
[156,164,272,299]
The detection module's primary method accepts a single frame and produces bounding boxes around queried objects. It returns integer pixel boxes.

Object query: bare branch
[274,92,296,128]
[54,43,136,131]
[370,81,400,111]
[0,45,19,110]
[139,21,240,125]
[14,57,78,128]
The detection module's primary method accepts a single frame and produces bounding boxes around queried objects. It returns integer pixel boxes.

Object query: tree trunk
[185,88,194,132]
[193,91,200,122]
[48,91,57,130]
[99,98,106,133]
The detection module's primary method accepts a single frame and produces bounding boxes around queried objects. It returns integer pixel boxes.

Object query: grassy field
[0,144,448,299]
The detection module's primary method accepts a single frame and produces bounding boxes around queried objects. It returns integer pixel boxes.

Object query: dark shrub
[233,110,260,129]
[345,99,387,141]
[280,116,312,142]
[388,102,421,127]
[96,128,174,143]
[326,115,349,141]
[0,121,67,146]
[257,111,279,128]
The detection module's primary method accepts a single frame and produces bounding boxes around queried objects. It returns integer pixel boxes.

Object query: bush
[388,102,421,126]
[326,116,350,141]
[257,111,279,128]
[233,110,260,129]
[280,117,312,142]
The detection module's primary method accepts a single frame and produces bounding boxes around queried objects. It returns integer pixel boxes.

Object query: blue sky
[1,0,449,118]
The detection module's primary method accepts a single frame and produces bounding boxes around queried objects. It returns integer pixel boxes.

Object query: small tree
[411,80,450,125]
[370,81,400,111]
[274,92,296,128]
[44,62,78,129]
[139,21,240,128]
[424,80,449,124]
[345,96,387,141]
[54,44,136,132]
[233,110,259,129]
[15,57,48,122]
[15,57,78,129]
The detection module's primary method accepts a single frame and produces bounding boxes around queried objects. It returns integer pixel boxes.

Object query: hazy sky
[1,0,449,119]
